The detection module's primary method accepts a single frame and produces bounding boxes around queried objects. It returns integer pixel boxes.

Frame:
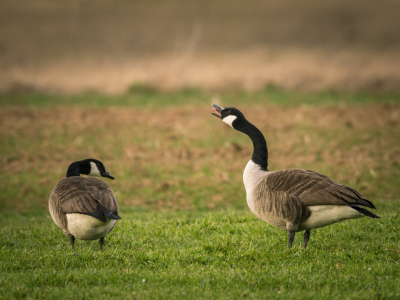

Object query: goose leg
[288,232,295,249]
[69,235,75,248]
[99,237,104,250]
[303,230,311,249]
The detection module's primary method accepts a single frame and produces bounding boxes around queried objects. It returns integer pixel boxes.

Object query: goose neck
[66,162,81,177]
[66,161,89,177]
[237,120,268,171]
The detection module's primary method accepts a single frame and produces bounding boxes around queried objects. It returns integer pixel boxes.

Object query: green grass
[1,209,399,299]
[0,90,400,299]
[1,85,400,108]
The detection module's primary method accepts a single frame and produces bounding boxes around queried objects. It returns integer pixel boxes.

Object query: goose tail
[350,206,380,218]
[88,204,121,222]
[355,198,376,209]
[104,209,121,220]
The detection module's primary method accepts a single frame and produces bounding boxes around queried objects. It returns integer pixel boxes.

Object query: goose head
[211,104,246,130]
[67,159,115,179]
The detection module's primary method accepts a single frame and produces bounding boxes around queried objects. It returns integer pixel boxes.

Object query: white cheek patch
[222,115,237,128]
[89,162,101,176]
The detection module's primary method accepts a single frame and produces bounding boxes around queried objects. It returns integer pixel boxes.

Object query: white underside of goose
[298,205,363,231]
[66,213,116,240]
[243,160,364,232]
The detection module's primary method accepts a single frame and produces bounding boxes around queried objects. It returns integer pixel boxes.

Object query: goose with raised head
[49,159,121,249]
[211,104,379,249]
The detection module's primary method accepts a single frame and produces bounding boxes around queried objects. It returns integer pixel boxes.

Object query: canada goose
[49,159,121,249]
[211,104,379,249]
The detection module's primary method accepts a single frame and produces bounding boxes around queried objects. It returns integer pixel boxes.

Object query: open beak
[211,104,224,119]
[102,170,115,180]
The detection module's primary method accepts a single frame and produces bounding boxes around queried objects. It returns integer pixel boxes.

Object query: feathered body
[49,177,119,240]
[244,161,374,232]
[48,159,120,249]
[211,104,379,248]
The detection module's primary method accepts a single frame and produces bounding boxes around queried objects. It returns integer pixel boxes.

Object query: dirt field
[1,98,399,212]
[1,0,400,93]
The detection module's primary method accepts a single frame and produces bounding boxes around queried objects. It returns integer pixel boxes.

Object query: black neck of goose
[66,162,81,177]
[66,161,91,177]
[236,120,268,171]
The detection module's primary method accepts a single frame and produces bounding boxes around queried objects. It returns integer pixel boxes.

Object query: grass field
[1,89,399,299]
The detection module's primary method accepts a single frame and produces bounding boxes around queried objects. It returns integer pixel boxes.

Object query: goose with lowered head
[49,159,121,249]
[211,104,379,249]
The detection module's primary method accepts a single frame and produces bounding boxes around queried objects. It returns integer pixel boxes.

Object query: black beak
[102,170,115,180]
[211,104,224,119]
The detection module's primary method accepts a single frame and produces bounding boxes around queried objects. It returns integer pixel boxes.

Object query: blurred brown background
[1,0,400,94]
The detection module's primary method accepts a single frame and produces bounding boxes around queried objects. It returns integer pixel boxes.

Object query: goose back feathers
[255,168,372,208]
[250,167,377,231]
[49,176,120,240]
[50,176,119,222]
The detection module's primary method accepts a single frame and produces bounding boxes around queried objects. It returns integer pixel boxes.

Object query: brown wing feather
[53,177,118,215]
[253,180,310,228]
[263,169,364,207]
[49,191,69,235]
[83,177,119,213]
